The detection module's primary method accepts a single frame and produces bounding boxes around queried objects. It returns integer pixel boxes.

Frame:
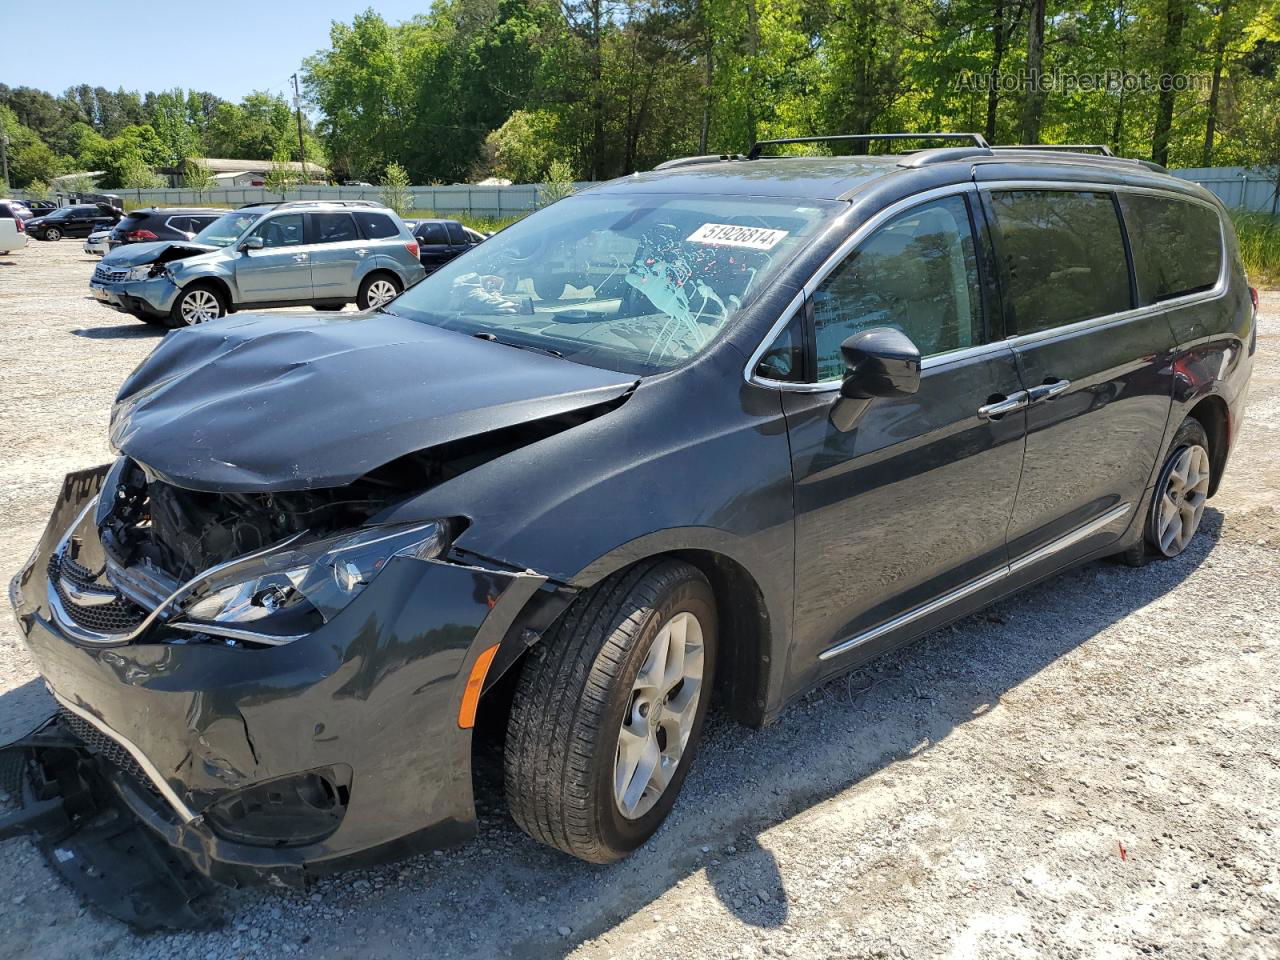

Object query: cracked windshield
[389,194,840,375]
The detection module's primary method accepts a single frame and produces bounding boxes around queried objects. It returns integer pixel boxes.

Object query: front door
[982,187,1173,564]
[234,213,313,302]
[777,192,1027,678]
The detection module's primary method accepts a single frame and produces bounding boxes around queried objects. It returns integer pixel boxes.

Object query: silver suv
[90,201,427,328]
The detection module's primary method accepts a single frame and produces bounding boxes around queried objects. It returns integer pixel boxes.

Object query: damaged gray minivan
[4,135,1255,924]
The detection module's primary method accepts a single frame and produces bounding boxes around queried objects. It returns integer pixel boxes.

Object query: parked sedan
[83,228,112,257]
[26,203,122,241]
[0,202,27,253]
[21,199,57,218]
[412,218,484,273]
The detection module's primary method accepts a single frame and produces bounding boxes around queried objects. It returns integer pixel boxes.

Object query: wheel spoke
[619,733,660,817]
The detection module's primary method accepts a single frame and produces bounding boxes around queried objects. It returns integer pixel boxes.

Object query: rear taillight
[15,218,24,233]
[126,229,159,241]
[405,241,419,259]
[1249,286,1259,314]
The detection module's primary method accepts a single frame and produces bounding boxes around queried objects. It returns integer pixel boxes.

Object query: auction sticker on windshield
[686,223,789,250]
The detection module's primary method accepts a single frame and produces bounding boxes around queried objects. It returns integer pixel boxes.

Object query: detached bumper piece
[0,715,221,931]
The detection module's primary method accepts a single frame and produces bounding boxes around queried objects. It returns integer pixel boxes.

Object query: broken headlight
[126,264,161,282]
[173,521,448,645]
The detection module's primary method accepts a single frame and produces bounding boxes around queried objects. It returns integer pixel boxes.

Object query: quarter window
[1118,194,1222,303]
[353,211,399,240]
[989,190,1131,334]
[252,214,305,248]
[811,195,984,379]
[755,311,807,383]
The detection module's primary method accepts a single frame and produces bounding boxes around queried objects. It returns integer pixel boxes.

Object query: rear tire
[357,272,401,310]
[504,559,717,864]
[168,283,227,327]
[1123,417,1212,565]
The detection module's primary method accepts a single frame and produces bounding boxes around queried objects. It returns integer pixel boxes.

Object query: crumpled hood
[101,240,219,267]
[110,311,636,493]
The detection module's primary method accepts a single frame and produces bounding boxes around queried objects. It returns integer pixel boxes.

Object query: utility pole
[0,128,10,192]
[291,73,309,184]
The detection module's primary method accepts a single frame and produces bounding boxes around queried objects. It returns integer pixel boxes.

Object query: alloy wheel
[1154,443,1210,556]
[179,289,222,325]
[366,279,398,308]
[613,611,705,820]
[46,228,61,241]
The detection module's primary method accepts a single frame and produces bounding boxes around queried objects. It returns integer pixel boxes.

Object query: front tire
[168,283,227,327]
[357,272,401,310]
[505,559,717,863]
[44,227,61,241]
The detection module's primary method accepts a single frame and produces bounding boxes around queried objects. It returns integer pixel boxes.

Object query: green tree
[539,158,576,205]
[183,157,216,198]
[379,161,412,215]
[484,109,567,182]
[263,146,298,195]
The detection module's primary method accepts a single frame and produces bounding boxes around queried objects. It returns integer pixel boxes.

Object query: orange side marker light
[458,644,500,729]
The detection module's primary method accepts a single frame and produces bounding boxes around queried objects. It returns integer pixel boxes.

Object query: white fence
[11,182,598,218]
[1173,167,1280,214]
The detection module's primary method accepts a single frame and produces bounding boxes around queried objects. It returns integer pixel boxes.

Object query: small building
[160,158,329,187]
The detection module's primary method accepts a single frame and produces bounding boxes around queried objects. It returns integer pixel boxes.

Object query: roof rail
[990,144,1114,156]
[653,154,746,170]
[237,199,384,211]
[746,133,988,160]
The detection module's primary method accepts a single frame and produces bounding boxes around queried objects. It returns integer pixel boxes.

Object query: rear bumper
[9,466,546,884]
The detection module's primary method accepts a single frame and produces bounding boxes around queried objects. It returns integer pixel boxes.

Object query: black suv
[25,202,122,241]
[411,217,484,273]
[5,135,1255,915]
[107,207,225,250]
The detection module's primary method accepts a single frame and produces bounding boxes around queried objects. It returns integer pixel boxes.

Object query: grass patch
[1232,211,1280,287]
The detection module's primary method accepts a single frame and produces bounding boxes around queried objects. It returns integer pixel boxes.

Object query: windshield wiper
[472,331,565,359]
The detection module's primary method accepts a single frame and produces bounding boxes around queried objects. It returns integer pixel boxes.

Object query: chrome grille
[48,553,148,635]
[92,264,128,284]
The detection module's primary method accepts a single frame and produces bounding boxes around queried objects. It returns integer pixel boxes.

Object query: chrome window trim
[745,179,1230,392]
[49,687,199,824]
[818,501,1132,662]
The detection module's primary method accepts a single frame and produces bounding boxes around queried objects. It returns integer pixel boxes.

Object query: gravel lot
[0,238,1277,959]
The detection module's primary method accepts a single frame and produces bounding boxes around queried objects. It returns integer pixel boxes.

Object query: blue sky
[0,1,429,104]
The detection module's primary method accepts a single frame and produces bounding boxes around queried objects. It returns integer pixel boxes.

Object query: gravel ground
[0,239,1277,960]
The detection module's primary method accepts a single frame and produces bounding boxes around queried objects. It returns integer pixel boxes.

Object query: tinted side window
[167,216,192,233]
[1118,194,1223,303]
[353,211,399,240]
[190,216,218,232]
[418,222,448,244]
[989,190,1131,334]
[812,195,983,379]
[313,212,358,244]
[755,311,807,383]
[252,213,305,248]
[445,222,467,244]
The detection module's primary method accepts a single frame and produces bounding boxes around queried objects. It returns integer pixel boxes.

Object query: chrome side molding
[818,502,1132,662]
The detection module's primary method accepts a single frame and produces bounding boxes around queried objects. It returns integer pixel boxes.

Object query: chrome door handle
[1028,379,1071,403]
[977,391,1030,420]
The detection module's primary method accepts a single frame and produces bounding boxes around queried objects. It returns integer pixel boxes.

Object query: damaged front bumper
[89,273,180,317]
[6,466,547,898]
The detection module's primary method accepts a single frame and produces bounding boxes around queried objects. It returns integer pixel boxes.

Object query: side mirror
[239,236,265,253]
[830,327,922,432]
[839,327,921,399]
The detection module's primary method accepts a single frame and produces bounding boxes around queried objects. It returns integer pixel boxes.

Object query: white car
[83,228,112,256]
[0,203,28,254]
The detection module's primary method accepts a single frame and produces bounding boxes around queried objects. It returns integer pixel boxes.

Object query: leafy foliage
[380,161,413,216]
